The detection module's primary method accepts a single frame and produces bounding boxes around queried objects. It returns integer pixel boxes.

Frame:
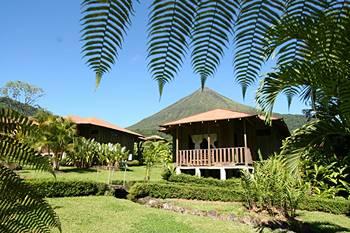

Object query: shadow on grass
[257,219,350,233]
[59,167,97,173]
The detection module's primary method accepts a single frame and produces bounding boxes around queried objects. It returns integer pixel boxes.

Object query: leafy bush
[127,182,243,202]
[167,174,242,190]
[299,197,350,215]
[241,155,307,217]
[27,180,110,197]
[66,137,100,168]
[302,152,350,198]
[161,164,175,181]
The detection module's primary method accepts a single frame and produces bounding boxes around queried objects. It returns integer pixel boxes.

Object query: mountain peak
[128,88,306,136]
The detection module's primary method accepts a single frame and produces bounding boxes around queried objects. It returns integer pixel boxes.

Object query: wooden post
[207,124,211,166]
[243,119,248,165]
[176,127,179,166]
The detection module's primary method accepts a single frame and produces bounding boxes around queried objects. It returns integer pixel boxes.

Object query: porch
[176,147,253,167]
[160,109,290,180]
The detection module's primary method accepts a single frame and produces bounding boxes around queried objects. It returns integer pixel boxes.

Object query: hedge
[168,174,242,189]
[27,180,110,198]
[128,182,350,215]
[128,182,244,202]
[299,197,350,215]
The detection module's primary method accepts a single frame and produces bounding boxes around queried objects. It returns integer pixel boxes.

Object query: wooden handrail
[177,147,252,167]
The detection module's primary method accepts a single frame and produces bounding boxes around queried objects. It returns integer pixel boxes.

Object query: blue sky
[1,1,306,128]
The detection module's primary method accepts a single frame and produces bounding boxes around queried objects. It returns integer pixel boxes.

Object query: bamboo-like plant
[0,108,61,232]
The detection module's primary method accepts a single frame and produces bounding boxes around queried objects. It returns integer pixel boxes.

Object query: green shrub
[27,180,110,197]
[241,155,307,218]
[128,182,243,202]
[161,164,175,181]
[299,196,350,215]
[168,174,242,190]
[128,182,350,215]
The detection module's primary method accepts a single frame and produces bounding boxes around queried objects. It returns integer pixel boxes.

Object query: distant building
[67,116,144,152]
[160,109,290,180]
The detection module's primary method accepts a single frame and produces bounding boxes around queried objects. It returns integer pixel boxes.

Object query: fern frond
[0,166,61,233]
[0,108,33,136]
[0,136,53,174]
[191,0,238,87]
[81,0,135,85]
[148,0,199,96]
[234,0,284,98]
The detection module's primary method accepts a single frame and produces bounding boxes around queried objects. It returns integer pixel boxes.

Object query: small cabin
[67,115,144,153]
[160,109,289,180]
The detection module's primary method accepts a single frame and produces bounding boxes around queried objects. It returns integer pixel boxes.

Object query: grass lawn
[17,165,162,183]
[168,199,350,233]
[48,196,259,233]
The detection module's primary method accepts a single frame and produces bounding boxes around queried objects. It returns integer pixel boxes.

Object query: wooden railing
[177,147,253,166]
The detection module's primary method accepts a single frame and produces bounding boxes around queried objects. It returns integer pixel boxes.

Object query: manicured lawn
[48,196,259,233]
[47,196,350,233]
[168,199,350,233]
[17,165,162,182]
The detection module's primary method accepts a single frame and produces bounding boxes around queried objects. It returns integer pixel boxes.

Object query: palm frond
[282,118,350,173]
[0,166,61,233]
[234,0,284,98]
[81,0,135,86]
[148,0,199,96]
[191,0,238,87]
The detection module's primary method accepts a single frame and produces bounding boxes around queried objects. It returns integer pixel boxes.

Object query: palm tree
[0,109,61,232]
[80,0,349,96]
[32,112,76,170]
[256,10,350,171]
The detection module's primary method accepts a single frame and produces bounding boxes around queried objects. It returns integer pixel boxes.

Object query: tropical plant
[30,111,77,170]
[142,141,171,181]
[0,108,61,232]
[256,9,350,173]
[98,143,129,184]
[67,137,99,168]
[241,155,307,218]
[80,0,350,97]
[302,152,350,198]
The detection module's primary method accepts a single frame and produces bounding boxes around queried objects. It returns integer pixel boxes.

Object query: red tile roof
[67,115,143,137]
[161,109,282,126]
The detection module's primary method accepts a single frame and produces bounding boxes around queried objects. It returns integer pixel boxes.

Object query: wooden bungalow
[67,116,143,152]
[160,109,290,180]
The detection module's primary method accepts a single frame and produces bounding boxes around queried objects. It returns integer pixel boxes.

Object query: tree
[80,0,349,97]
[31,111,76,170]
[142,141,171,181]
[0,108,61,232]
[0,80,44,106]
[256,10,350,172]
